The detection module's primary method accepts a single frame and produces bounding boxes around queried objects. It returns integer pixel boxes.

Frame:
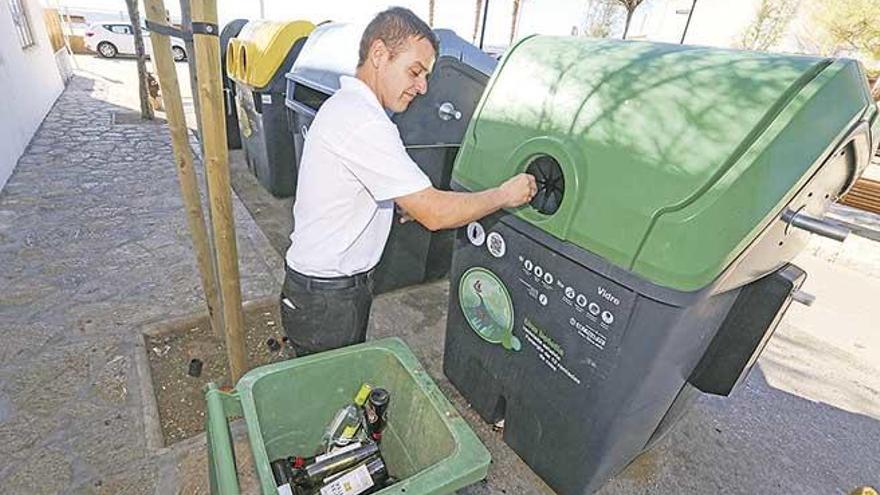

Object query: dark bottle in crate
[271,458,307,495]
[363,388,389,442]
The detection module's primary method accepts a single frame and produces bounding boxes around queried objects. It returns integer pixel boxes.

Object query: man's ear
[369,39,389,68]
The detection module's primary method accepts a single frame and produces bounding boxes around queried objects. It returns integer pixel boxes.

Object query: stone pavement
[0,74,280,493]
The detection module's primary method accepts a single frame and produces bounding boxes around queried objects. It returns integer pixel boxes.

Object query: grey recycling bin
[284,23,497,294]
[221,19,248,150]
[227,20,314,197]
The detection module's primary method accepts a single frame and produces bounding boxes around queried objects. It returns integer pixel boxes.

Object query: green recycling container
[443,35,878,495]
[206,338,490,495]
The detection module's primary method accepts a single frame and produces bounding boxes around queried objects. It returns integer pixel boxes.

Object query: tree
[807,0,880,60]
[510,0,522,43]
[613,0,646,39]
[583,0,623,38]
[738,0,800,51]
[123,0,154,120]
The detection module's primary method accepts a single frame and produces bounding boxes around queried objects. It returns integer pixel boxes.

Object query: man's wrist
[491,186,508,209]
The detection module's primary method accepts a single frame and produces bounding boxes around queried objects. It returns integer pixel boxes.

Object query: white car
[84,23,187,61]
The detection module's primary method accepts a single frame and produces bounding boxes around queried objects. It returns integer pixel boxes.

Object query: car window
[109,25,131,35]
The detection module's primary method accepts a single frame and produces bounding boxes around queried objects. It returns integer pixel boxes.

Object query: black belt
[286,266,373,290]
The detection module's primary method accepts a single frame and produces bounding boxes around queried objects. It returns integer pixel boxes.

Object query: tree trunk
[472,0,484,44]
[510,0,522,44]
[622,7,634,39]
[428,0,436,27]
[124,0,154,120]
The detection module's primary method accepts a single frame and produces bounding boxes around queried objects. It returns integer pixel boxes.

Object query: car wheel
[172,46,186,62]
[97,41,118,58]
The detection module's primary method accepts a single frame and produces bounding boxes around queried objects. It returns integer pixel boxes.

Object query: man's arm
[395,173,537,231]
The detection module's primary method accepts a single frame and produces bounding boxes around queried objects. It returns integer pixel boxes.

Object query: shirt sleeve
[330,119,432,202]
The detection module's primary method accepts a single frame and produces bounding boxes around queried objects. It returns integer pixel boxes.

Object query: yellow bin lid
[226,20,314,89]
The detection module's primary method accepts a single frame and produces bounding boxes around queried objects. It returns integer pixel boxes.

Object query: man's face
[375,36,435,113]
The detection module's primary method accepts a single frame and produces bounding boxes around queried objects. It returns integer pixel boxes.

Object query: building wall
[0,0,64,191]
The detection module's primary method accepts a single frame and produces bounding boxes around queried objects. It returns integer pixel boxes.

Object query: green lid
[453,36,871,290]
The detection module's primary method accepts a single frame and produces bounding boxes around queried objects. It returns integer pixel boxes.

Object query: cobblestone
[0,73,281,493]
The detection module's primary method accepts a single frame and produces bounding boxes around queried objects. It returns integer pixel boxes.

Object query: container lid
[453,36,872,290]
[227,20,314,88]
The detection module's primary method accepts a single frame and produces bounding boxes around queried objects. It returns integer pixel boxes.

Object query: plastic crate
[206,338,490,494]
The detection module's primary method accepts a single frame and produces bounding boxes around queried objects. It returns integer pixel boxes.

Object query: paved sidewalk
[0,74,280,493]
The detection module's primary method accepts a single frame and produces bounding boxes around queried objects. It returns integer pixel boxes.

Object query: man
[281,7,537,357]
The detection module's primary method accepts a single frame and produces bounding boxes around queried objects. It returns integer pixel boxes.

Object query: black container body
[220,19,248,150]
[442,211,805,495]
[238,37,307,198]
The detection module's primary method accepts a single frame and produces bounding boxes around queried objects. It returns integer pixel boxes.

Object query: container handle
[205,383,242,495]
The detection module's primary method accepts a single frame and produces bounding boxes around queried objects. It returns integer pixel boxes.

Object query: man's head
[356,7,439,113]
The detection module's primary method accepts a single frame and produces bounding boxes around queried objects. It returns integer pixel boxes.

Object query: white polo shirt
[286,76,432,277]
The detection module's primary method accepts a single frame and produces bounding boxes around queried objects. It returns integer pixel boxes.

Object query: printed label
[460,267,520,351]
[522,318,582,385]
[486,232,506,258]
[261,93,273,104]
[320,464,374,495]
[467,222,486,246]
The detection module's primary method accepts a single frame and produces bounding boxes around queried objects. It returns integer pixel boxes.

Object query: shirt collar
[339,75,385,113]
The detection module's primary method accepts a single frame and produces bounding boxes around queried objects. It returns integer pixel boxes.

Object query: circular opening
[526,155,565,215]
[239,45,247,73]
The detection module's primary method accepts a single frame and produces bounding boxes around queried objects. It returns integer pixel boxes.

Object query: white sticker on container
[261,93,273,104]
[319,464,374,495]
[486,231,506,258]
[467,221,486,246]
[276,483,293,495]
[315,442,362,463]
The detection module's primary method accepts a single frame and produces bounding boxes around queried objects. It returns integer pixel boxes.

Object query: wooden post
[190,0,248,383]
[142,0,224,340]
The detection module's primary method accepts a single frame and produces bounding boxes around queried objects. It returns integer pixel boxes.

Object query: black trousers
[279,266,374,357]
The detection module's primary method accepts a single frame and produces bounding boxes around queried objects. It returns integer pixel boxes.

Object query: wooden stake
[190,0,248,383]
[142,0,224,340]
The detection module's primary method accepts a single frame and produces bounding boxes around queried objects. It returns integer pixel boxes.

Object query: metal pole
[190,0,248,383]
[479,0,490,49]
[680,0,697,44]
[259,0,265,18]
[142,0,225,340]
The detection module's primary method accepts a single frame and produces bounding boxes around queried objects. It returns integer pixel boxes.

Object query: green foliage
[738,0,800,51]
[582,0,623,38]
[808,0,880,60]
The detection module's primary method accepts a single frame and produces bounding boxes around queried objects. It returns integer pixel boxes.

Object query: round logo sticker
[458,267,521,351]
[467,222,486,246]
[486,232,506,258]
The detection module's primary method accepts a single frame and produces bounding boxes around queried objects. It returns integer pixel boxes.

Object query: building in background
[1,0,65,191]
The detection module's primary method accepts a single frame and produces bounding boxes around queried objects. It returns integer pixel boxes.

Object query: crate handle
[205,383,242,495]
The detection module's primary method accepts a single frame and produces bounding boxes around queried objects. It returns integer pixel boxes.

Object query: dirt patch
[145,297,290,446]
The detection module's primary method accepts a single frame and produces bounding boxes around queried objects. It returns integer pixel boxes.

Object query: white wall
[0,0,64,191]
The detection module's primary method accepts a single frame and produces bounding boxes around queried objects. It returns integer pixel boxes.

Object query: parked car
[84,23,187,61]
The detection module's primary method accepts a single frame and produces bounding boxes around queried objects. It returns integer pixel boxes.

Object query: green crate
[206,338,491,494]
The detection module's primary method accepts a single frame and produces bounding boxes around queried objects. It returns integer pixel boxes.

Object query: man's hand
[499,173,538,208]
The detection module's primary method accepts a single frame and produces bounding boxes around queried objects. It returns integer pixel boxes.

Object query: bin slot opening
[293,84,332,112]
